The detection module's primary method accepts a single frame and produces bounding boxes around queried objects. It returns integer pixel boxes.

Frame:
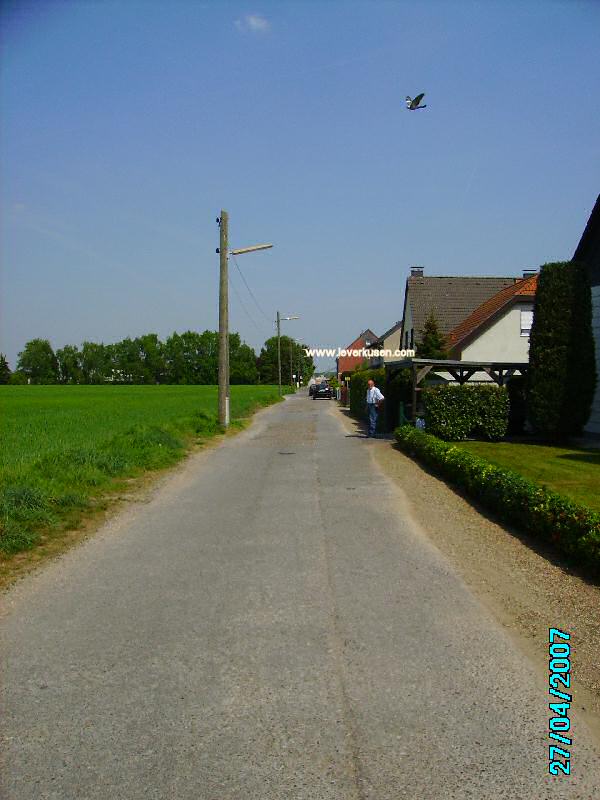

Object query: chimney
[522,268,537,279]
[410,266,424,278]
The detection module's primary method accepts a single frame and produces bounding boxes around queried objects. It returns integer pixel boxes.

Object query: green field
[0,385,284,556]
[456,440,600,513]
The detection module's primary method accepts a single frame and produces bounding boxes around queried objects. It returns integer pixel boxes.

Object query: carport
[385,358,529,424]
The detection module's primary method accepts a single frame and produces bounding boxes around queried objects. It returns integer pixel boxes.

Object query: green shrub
[384,368,412,430]
[422,384,509,441]
[394,426,600,577]
[349,368,385,421]
[527,261,597,438]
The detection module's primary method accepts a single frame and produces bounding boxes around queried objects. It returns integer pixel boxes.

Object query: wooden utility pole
[217,214,272,423]
[218,210,229,426]
[276,310,282,397]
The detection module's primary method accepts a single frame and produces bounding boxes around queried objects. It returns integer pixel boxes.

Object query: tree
[229,334,258,384]
[527,261,596,438]
[163,330,218,384]
[137,333,166,384]
[257,336,315,385]
[9,370,27,385]
[109,338,146,383]
[17,339,58,384]
[56,345,82,384]
[164,332,187,384]
[80,341,110,384]
[257,336,280,384]
[0,353,11,384]
[416,312,448,359]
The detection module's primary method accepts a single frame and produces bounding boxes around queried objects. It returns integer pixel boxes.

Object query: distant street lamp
[276,312,299,396]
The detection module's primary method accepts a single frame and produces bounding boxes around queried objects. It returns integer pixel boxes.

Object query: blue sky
[1,0,599,370]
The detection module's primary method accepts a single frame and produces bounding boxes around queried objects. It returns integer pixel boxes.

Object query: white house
[369,320,403,367]
[446,273,538,363]
[399,267,519,351]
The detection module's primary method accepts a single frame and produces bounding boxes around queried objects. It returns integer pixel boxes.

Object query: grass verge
[394,426,600,579]
[1,386,286,570]
[455,440,600,513]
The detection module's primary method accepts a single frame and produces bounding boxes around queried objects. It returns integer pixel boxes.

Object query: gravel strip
[338,408,600,742]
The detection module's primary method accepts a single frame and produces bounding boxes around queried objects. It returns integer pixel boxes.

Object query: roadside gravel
[352,416,600,743]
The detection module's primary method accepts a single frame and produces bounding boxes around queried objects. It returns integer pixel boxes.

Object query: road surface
[2,394,600,799]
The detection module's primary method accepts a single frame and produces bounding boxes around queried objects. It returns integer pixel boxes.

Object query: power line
[229,269,271,340]
[231,253,272,324]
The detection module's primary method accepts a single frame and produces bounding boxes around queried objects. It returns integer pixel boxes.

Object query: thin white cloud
[235,14,270,34]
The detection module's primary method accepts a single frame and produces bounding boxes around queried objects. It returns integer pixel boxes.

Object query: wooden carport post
[411,361,417,423]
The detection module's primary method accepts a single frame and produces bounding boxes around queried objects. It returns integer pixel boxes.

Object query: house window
[520,309,533,337]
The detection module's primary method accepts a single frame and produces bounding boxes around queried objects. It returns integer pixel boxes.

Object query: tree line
[0,332,315,386]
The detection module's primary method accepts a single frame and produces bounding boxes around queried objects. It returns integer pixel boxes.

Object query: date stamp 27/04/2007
[548,628,572,776]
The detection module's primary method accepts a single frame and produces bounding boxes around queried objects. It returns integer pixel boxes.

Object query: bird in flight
[406,93,427,110]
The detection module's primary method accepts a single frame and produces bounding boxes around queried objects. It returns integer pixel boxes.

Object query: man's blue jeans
[367,404,378,437]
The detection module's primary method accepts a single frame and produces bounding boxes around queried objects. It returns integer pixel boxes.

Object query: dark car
[313,381,334,400]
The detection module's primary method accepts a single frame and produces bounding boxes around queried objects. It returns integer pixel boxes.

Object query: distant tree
[17,339,59,384]
[109,337,145,383]
[163,330,218,384]
[416,313,448,359]
[80,341,110,384]
[298,344,315,384]
[257,336,280,384]
[164,332,187,384]
[0,353,11,384]
[56,345,82,384]
[195,330,219,384]
[257,336,315,385]
[230,334,258,384]
[137,333,166,384]
[9,371,27,384]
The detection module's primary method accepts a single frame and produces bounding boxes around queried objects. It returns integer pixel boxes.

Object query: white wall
[401,303,413,351]
[585,286,600,434]
[382,328,402,362]
[461,303,532,362]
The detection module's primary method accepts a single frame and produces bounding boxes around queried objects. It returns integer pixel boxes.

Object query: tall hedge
[349,368,386,421]
[384,368,412,429]
[423,384,509,441]
[527,261,596,437]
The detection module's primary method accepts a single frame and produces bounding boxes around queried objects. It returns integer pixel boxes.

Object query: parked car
[313,381,334,400]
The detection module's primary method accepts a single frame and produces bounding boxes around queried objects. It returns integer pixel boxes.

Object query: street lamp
[276,312,299,397]
[217,210,272,427]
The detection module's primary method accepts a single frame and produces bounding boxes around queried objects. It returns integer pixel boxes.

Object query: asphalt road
[2,394,600,799]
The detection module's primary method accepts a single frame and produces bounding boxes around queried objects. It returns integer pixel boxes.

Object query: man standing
[366,379,384,438]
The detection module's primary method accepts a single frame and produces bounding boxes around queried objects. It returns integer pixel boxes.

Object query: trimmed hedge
[528,261,597,437]
[394,426,600,577]
[422,384,509,441]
